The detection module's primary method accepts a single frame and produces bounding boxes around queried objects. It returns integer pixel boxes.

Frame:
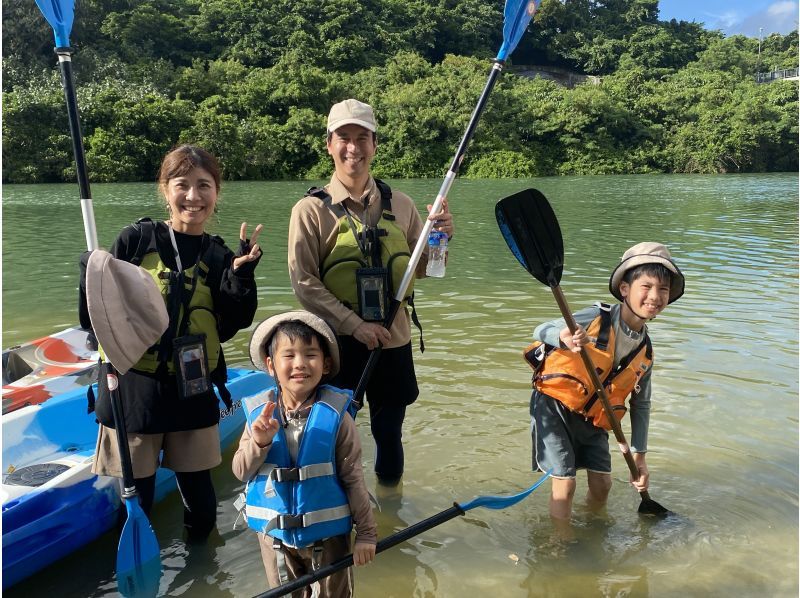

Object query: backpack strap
[374,178,393,216]
[594,303,613,352]
[130,217,158,266]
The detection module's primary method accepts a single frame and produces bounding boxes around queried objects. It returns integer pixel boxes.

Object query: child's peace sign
[251,401,280,448]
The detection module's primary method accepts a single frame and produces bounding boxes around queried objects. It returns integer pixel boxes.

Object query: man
[287,98,454,484]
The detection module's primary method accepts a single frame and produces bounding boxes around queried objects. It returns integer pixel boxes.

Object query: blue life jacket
[241,385,354,547]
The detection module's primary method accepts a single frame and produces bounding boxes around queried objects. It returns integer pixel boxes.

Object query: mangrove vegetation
[2,0,797,182]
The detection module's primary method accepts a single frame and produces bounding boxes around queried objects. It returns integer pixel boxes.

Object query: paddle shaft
[353,62,507,406]
[55,47,98,251]
[256,504,465,598]
[107,368,139,499]
[549,285,653,500]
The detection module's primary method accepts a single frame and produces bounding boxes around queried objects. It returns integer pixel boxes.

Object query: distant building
[755,68,799,83]
[513,65,600,88]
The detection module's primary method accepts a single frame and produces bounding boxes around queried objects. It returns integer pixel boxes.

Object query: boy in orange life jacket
[527,242,684,523]
[232,311,376,596]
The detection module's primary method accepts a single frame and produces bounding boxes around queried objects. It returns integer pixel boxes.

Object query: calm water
[2,174,798,597]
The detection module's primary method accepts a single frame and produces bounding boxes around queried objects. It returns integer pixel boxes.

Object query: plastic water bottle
[426,231,448,278]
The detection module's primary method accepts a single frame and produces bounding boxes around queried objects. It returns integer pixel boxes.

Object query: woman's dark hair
[268,321,331,360]
[158,145,221,192]
[623,263,673,286]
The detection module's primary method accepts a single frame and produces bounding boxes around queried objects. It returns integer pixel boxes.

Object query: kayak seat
[2,351,34,385]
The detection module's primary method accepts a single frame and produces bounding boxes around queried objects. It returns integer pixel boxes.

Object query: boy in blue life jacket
[526,243,685,525]
[233,310,376,596]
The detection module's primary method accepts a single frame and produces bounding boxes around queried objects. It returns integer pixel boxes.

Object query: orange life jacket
[523,305,652,430]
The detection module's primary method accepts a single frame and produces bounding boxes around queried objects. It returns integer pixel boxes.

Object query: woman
[79,144,263,541]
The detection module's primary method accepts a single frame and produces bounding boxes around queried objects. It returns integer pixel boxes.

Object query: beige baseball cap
[327,98,377,133]
[608,242,685,304]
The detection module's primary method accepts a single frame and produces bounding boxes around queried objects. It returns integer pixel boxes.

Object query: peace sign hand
[251,401,279,448]
[233,222,263,273]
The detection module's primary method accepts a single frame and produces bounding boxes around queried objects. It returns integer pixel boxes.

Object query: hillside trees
[2,0,796,182]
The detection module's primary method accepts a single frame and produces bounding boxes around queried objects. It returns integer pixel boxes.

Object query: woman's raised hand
[233,222,263,272]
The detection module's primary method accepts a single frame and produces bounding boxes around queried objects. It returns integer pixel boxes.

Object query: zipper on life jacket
[536,373,589,396]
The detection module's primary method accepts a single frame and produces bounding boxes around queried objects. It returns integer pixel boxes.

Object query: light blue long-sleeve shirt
[533,303,652,452]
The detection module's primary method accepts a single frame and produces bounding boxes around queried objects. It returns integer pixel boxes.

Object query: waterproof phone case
[173,333,211,399]
[356,267,389,322]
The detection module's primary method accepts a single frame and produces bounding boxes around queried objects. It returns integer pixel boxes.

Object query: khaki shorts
[92,424,221,479]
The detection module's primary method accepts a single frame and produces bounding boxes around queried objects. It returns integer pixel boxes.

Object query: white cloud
[730,1,798,36]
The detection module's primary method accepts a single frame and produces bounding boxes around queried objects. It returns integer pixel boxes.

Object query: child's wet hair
[623,263,673,286]
[268,320,331,360]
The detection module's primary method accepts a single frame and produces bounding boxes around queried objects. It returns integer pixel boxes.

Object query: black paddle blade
[495,188,564,287]
[639,494,671,517]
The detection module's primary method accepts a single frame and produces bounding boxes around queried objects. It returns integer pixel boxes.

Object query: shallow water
[3,174,798,597]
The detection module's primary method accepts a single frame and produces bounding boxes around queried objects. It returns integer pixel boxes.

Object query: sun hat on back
[249,310,340,379]
[86,250,169,374]
[608,242,685,304]
[327,99,377,133]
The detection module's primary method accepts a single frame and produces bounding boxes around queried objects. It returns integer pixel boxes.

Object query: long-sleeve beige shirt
[232,402,378,546]
[287,174,427,349]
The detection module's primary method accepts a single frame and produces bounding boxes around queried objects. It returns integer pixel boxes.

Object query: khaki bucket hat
[86,250,169,374]
[327,99,377,133]
[608,242,685,304]
[249,311,340,379]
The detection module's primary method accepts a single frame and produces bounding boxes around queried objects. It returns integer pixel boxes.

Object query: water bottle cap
[428,231,446,246]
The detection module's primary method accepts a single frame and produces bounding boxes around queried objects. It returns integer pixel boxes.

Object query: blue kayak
[1,365,270,589]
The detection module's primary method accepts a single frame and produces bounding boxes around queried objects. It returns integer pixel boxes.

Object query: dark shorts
[530,390,611,478]
[329,337,419,408]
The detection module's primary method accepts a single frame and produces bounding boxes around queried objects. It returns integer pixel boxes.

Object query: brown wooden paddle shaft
[551,285,655,503]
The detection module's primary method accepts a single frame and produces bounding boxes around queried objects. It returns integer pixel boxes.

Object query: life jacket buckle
[271,467,300,482]
[277,514,304,529]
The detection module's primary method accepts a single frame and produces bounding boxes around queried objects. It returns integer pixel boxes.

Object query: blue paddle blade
[497,0,540,61]
[495,188,564,287]
[496,207,530,271]
[35,0,75,47]
[458,470,551,512]
[117,498,162,598]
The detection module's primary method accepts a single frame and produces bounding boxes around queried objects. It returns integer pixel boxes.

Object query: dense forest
[2,0,797,182]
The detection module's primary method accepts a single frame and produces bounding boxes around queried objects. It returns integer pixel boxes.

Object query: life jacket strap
[312,541,324,571]
[248,504,351,531]
[260,462,335,482]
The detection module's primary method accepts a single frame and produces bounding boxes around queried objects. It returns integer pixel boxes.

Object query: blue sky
[657,0,799,36]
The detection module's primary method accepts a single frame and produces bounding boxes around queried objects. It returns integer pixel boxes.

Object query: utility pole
[757,27,764,79]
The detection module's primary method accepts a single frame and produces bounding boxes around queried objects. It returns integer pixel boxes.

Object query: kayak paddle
[35,0,163,591]
[494,188,670,517]
[34,0,98,252]
[353,0,541,407]
[254,471,551,598]
[107,368,162,598]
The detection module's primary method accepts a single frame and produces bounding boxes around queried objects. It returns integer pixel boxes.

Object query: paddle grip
[550,286,652,499]
[255,505,465,598]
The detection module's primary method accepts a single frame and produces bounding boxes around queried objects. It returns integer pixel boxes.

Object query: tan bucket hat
[327,98,377,133]
[86,250,169,374]
[608,242,685,304]
[249,310,340,378]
